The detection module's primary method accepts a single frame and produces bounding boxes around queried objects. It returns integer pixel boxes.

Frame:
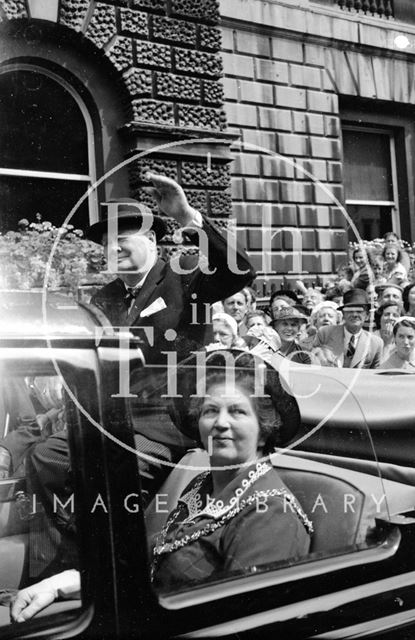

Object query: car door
[0,341,146,640]
[109,357,415,640]
[1,352,415,639]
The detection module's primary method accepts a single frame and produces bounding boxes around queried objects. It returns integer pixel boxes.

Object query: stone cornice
[220,0,415,61]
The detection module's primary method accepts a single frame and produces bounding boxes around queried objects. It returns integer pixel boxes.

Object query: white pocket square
[140,297,167,318]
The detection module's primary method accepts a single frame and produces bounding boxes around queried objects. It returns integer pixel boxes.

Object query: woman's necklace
[150,461,313,580]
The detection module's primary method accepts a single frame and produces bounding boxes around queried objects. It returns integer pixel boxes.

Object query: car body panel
[0,292,414,639]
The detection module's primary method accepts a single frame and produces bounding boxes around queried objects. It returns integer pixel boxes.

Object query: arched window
[0,64,98,232]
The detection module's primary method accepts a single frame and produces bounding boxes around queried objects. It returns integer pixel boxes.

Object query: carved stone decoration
[106,36,134,71]
[178,104,223,130]
[209,191,233,217]
[132,98,175,125]
[60,0,89,31]
[162,218,181,235]
[174,48,223,78]
[0,0,232,223]
[202,79,224,105]
[130,188,157,211]
[171,0,220,24]
[0,0,27,20]
[135,41,171,69]
[131,0,166,11]
[181,161,230,188]
[98,0,128,5]
[152,15,196,46]
[199,25,222,52]
[85,3,117,49]
[155,72,200,102]
[120,8,148,37]
[129,158,178,188]
[185,190,208,215]
[123,67,152,96]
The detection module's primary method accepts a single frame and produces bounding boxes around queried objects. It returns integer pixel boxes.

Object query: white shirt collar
[344,326,362,347]
[122,271,148,294]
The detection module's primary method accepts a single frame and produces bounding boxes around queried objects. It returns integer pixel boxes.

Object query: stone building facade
[220,0,415,294]
[1,0,415,296]
[0,0,234,261]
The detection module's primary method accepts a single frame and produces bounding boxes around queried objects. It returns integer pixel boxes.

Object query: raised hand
[144,172,199,227]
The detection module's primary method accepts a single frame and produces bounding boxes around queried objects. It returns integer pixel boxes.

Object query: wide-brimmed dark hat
[272,306,308,324]
[338,288,370,310]
[168,349,302,449]
[86,198,167,244]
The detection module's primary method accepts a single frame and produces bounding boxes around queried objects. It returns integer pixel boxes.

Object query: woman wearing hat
[382,317,415,370]
[206,312,247,350]
[271,306,311,364]
[298,301,342,359]
[11,352,312,620]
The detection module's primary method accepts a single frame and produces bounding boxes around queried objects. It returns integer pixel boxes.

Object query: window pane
[0,175,90,232]
[129,355,387,597]
[0,372,81,626]
[0,70,88,174]
[347,204,392,242]
[394,0,415,25]
[343,129,393,202]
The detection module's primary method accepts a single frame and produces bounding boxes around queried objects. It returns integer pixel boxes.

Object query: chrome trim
[162,527,401,610]
[313,608,415,639]
[177,568,415,639]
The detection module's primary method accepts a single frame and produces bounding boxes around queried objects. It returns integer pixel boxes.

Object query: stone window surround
[0,61,99,224]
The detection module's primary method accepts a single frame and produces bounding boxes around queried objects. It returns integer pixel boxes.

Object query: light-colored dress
[384,262,408,287]
[373,329,395,363]
[381,349,415,371]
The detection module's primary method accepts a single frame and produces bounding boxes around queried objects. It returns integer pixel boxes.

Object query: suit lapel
[331,326,346,365]
[351,330,370,368]
[127,259,167,327]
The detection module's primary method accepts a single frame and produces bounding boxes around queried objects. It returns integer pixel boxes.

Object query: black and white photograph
[0,0,415,638]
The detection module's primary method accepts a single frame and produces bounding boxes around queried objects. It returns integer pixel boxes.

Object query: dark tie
[346,335,356,359]
[124,287,139,309]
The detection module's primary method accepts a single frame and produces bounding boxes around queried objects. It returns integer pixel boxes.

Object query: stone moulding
[0,0,235,220]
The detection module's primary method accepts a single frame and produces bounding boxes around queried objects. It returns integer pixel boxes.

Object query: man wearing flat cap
[88,172,255,363]
[313,288,383,368]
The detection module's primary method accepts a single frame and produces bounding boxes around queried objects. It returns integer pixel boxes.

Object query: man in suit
[314,288,383,369]
[89,172,255,363]
[11,174,254,580]
[222,289,250,336]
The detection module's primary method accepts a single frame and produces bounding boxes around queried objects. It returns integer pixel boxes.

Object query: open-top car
[0,291,414,639]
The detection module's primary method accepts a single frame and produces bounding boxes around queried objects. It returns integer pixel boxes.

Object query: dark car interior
[0,356,414,635]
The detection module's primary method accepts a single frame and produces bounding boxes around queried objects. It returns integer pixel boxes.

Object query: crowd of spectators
[207,231,415,371]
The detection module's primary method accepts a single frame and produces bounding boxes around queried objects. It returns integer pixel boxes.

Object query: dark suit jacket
[92,217,255,363]
[314,324,383,369]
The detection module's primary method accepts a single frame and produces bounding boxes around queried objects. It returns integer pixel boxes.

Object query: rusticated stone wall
[0,0,235,252]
